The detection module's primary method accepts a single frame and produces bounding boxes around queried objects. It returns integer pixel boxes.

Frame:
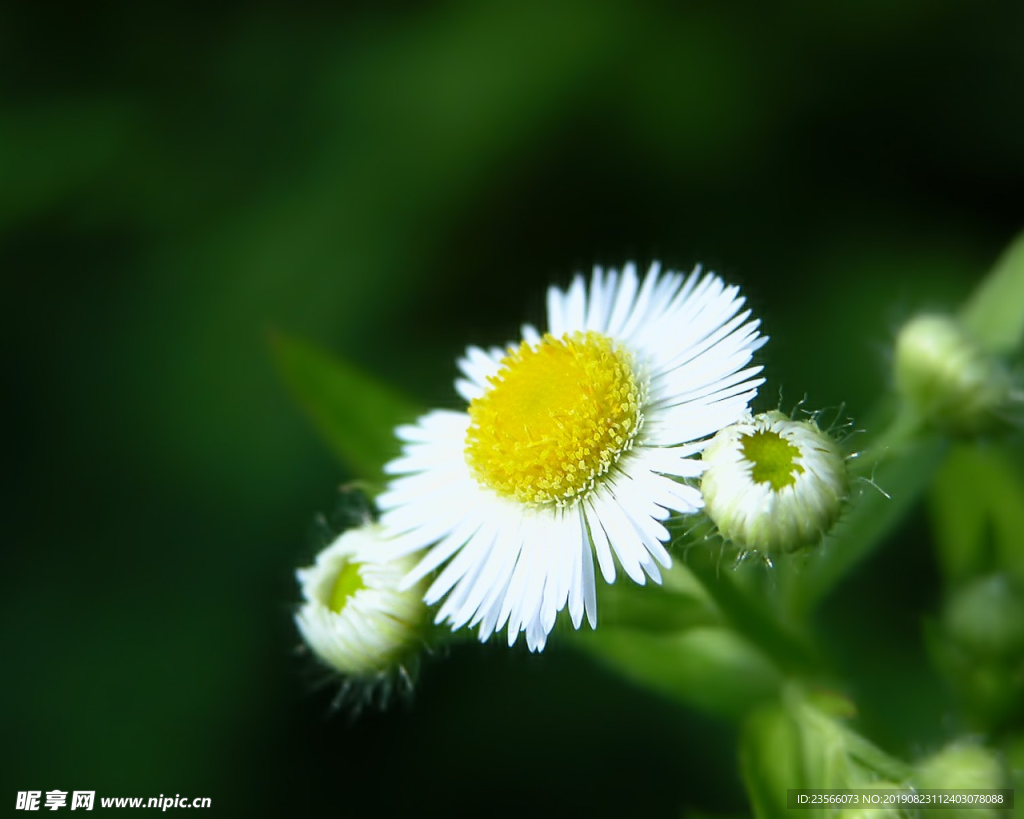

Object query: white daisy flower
[379,262,766,651]
[295,523,429,676]
[700,411,849,553]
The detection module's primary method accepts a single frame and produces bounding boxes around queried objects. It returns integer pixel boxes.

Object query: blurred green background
[3,2,1023,815]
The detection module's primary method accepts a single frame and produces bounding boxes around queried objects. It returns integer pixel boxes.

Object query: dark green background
[3,2,1022,815]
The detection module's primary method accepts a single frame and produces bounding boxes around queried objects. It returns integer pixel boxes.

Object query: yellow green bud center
[465,331,642,506]
[740,430,804,491]
[327,561,365,613]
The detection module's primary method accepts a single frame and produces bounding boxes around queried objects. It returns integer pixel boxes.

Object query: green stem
[777,401,947,621]
[685,549,823,678]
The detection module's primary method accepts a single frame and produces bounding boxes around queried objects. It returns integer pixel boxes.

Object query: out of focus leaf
[741,701,806,819]
[575,625,781,721]
[961,231,1024,355]
[1004,734,1024,808]
[740,694,854,819]
[269,330,420,482]
[575,562,799,719]
[928,443,1024,585]
[927,600,1024,732]
[596,563,721,633]
[741,690,911,819]
[681,549,822,675]
[777,229,1024,619]
[778,405,947,619]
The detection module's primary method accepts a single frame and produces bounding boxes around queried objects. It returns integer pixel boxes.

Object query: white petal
[401,530,472,590]
[617,261,662,341]
[584,266,611,332]
[447,512,524,628]
[424,518,498,605]
[604,262,639,338]
[521,323,542,346]
[563,275,587,333]
[591,492,647,584]
[567,510,586,628]
[547,282,566,338]
[457,345,502,390]
[582,535,598,629]
[584,500,616,583]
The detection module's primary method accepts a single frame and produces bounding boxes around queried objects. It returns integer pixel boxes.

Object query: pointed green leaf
[741,702,807,819]
[741,691,911,819]
[269,330,420,482]
[961,231,1024,355]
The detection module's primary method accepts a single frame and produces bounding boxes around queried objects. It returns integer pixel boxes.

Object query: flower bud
[295,523,429,678]
[700,411,849,553]
[914,742,1008,819]
[894,313,1011,433]
[916,742,1007,789]
[944,574,1024,659]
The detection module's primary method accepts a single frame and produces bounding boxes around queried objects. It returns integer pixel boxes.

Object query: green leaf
[682,549,823,676]
[596,581,721,633]
[741,690,912,819]
[269,330,420,482]
[741,701,807,819]
[594,562,721,632]
[740,694,856,819]
[572,562,799,720]
[1003,734,1024,808]
[928,442,1024,585]
[777,404,947,619]
[961,231,1024,355]
[574,625,781,721]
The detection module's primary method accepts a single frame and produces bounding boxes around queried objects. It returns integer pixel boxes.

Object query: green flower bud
[914,742,1008,819]
[700,411,849,553]
[295,523,429,679]
[894,314,1011,433]
[932,575,1024,729]
[917,742,1007,788]
[944,574,1024,659]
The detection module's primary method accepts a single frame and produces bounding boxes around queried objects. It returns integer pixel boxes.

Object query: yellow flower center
[740,430,804,491]
[465,331,643,506]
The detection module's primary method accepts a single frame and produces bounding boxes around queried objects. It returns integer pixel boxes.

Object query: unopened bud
[914,742,1008,819]
[894,314,1010,433]
[700,411,849,553]
[944,574,1024,659]
[295,523,429,678]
